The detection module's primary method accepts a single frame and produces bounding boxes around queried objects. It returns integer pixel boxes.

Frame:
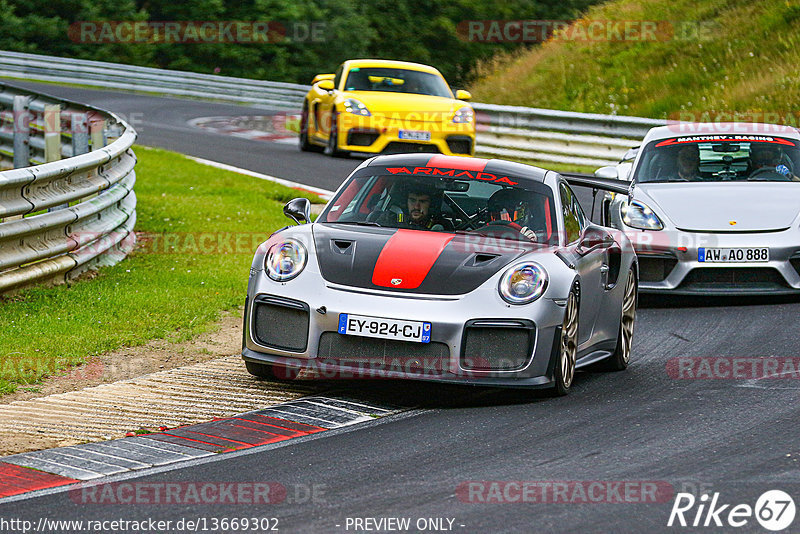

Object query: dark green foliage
[0,0,603,85]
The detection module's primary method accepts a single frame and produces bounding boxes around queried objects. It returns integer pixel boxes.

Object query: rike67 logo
[668,490,796,531]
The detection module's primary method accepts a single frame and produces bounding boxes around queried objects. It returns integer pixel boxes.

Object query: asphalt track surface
[3,82,800,533]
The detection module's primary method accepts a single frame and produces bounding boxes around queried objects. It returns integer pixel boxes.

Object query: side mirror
[284,198,311,225]
[317,79,335,92]
[621,146,639,162]
[594,166,619,180]
[311,73,335,85]
[455,89,472,101]
[577,228,614,254]
[618,163,632,181]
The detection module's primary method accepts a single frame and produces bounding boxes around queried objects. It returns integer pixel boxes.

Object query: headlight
[498,262,548,305]
[620,200,664,230]
[265,239,307,281]
[452,106,474,123]
[343,98,371,116]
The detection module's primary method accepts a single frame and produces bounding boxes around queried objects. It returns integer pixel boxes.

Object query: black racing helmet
[487,188,529,225]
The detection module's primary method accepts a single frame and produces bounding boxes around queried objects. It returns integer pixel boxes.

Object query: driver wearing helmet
[674,145,702,181]
[486,188,538,241]
[749,144,800,181]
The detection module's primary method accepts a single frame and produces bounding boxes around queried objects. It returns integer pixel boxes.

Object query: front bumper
[243,268,565,388]
[335,114,475,156]
[622,228,800,294]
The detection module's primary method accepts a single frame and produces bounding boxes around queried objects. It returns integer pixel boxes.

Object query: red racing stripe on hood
[372,230,455,289]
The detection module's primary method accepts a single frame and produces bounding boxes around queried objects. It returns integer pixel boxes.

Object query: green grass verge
[469,0,800,120]
[0,145,321,396]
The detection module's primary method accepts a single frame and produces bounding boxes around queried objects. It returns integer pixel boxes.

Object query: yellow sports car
[300,59,475,157]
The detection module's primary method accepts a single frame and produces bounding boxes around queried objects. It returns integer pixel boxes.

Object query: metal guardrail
[0,50,306,110]
[472,103,664,167]
[0,81,137,294]
[0,50,663,167]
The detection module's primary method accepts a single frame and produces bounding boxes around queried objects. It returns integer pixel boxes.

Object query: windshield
[633,135,800,183]
[318,169,558,245]
[343,67,452,98]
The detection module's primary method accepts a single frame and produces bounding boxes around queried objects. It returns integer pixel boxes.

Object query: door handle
[600,264,611,290]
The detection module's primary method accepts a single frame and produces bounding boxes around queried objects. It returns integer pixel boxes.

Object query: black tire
[598,268,637,371]
[299,102,323,153]
[324,111,346,157]
[549,285,579,396]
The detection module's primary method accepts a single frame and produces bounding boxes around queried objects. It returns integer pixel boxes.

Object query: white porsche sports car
[595,123,800,294]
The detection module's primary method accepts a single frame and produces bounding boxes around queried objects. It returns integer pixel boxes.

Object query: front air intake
[251,295,309,352]
[638,254,677,282]
[318,332,450,375]
[461,319,535,371]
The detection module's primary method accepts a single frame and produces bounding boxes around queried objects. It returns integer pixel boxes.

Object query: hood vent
[470,253,500,267]
[331,239,354,255]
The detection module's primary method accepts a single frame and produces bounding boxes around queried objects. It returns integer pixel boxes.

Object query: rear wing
[560,172,632,227]
[561,173,632,195]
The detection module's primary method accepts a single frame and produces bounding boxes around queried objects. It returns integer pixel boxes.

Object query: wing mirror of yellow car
[317,79,335,92]
[311,73,335,85]
[455,89,472,101]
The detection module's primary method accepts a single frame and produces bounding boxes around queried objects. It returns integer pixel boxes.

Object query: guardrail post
[71,112,89,156]
[90,117,107,150]
[5,95,32,222]
[44,104,61,163]
[12,95,31,169]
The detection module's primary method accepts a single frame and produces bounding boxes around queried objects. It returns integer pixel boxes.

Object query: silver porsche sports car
[595,123,800,294]
[242,155,638,395]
